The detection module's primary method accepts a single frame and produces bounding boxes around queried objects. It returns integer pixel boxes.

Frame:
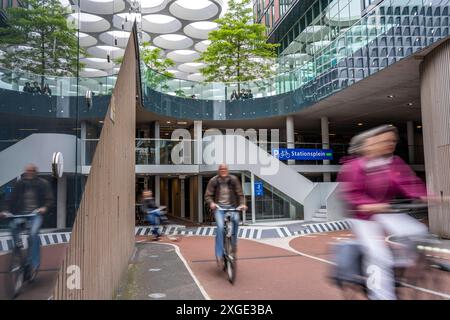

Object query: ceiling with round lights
[68,0,223,79]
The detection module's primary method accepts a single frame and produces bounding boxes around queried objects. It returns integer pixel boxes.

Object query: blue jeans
[146,210,161,236]
[215,208,240,258]
[10,214,43,269]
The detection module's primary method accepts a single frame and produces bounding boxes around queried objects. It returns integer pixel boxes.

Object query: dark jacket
[8,176,54,214]
[204,175,245,208]
[141,197,158,214]
[31,85,42,94]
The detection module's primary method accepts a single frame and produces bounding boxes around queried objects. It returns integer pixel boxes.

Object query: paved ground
[133,230,450,300]
[0,244,66,300]
[136,235,344,300]
[289,231,450,300]
[116,242,205,300]
[0,225,448,300]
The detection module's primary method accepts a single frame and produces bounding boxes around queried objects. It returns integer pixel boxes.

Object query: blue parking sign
[255,181,264,196]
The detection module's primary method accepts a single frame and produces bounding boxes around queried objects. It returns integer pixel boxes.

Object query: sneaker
[28,268,38,282]
[25,265,38,282]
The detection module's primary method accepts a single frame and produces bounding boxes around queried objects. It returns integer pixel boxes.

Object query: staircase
[0,133,79,187]
[312,206,328,222]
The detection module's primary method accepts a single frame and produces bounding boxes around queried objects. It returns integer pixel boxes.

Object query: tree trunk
[41,32,45,89]
[237,46,240,94]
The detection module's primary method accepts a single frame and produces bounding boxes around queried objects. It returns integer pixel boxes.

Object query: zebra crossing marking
[0,220,352,252]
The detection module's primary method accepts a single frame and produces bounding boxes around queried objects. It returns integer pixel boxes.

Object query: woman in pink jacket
[338,125,430,300]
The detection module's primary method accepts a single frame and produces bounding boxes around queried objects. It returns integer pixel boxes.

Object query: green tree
[0,0,84,86]
[198,0,279,92]
[141,42,175,91]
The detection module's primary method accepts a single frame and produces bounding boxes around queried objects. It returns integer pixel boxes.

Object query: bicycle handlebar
[388,203,429,212]
[215,205,246,212]
[147,205,166,212]
[1,209,40,219]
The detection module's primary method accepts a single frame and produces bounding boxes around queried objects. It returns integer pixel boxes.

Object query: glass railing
[141,0,449,101]
[0,66,117,97]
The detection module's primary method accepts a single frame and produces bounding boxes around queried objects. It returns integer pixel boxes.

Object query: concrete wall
[420,39,450,239]
[52,28,137,298]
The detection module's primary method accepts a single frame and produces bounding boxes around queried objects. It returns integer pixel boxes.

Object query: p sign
[272,149,279,158]
[254,181,264,197]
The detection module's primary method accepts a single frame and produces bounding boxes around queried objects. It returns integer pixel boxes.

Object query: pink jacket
[337,156,427,220]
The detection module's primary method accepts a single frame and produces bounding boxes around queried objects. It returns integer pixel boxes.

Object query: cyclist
[141,189,162,241]
[0,164,53,279]
[337,125,442,300]
[204,164,247,266]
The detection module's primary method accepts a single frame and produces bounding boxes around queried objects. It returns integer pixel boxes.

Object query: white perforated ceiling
[67,0,223,78]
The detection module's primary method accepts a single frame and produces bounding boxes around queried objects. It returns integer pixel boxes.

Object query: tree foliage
[0,0,84,82]
[141,42,175,90]
[141,42,187,96]
[198,0,279,91]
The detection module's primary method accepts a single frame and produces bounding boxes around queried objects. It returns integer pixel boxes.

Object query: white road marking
[254,234,450,299]
[149,242,211,300]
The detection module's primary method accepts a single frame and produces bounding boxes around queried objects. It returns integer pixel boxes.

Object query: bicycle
[145,206,168,240]
[215,206,241,284]
[329,202,450,300]
[2,209,40,299]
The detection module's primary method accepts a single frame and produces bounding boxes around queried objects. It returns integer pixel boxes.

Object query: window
[313,1,320,20]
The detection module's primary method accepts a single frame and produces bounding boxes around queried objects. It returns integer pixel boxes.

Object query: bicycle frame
[215,206,240,284]
[4,210,39,245]
[2,209,39,298]
[332,201,445,299]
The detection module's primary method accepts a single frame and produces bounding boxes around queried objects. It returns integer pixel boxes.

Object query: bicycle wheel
[8,247,25,299]
[224,236,236,284]
[339,282,367,300]
[398,253,446,300]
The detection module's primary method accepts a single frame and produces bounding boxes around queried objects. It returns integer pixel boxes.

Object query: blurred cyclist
[1,164,53,279]
[338,125,433,300]
[141,189,161,241]
[205,164,247,266]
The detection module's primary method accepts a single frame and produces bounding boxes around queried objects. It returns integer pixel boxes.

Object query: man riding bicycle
[141,189,163,241]
[204,164,247,266]
[0,164,53,279]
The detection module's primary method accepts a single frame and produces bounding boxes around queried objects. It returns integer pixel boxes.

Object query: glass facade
[243,173,304,221]
[253,0,300,32]
[138,0,450,122]
[0,1,110,230]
